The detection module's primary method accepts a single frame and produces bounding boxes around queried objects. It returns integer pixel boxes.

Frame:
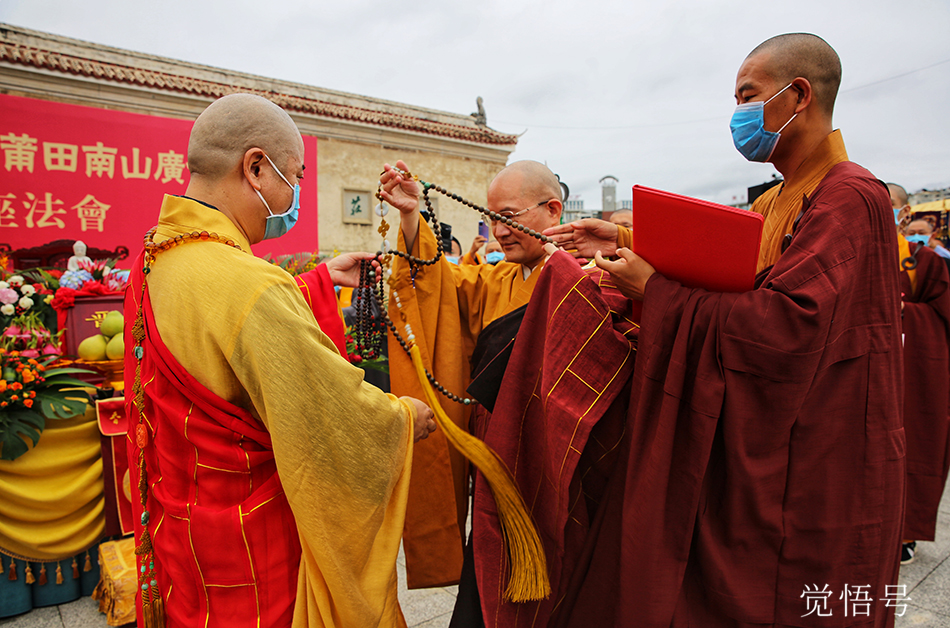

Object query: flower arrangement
[58,259,126,292]
[0,351,94,460]
[0,272,56,332]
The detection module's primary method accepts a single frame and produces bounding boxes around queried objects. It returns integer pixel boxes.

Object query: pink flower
[0,288,18,305]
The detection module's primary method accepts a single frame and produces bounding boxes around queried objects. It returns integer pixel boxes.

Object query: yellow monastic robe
[147,196,415,628]
[389,220,543,589]
[752,130,849,272]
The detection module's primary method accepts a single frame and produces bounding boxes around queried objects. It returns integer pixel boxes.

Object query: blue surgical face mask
[906,234,930,246]
[730,83,798,163]
[894,208,903,225]
[255,153,300,240]
[485,251,506,264]
[446,256,460,265]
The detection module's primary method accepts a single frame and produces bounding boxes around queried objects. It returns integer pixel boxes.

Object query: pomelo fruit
[78,334,108,361]
[105,334,124,360]
[99,311,124,338]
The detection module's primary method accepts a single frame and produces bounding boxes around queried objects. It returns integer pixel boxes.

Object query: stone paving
[3,481,948,627]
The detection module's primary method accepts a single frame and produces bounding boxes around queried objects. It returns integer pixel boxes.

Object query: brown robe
[899,239,950,541]
[483,161,904,627]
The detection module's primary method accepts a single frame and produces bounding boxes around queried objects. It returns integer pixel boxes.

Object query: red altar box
[96,397,134,538]
[630,185,764,320]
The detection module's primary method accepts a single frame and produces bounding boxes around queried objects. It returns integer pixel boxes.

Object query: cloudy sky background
[2,0,948,208]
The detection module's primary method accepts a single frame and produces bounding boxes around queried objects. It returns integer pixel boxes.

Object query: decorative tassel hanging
[7,558,15,581]
[409,344,550,602]
[72,557,80,579]
[83,551,92,572]
[55,563,63,585]
[24,564,34,584]
[38,563,47,586]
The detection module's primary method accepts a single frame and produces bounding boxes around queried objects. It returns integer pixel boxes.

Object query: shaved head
[887,183,909,207]
[187,93,302,180]
[492,161,563,203]
[747,33,841,117]
[609,210,632,228]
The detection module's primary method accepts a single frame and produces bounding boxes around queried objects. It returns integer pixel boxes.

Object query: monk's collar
[157,194,252,253]
[175,194,219,212]
[778,129,848,196]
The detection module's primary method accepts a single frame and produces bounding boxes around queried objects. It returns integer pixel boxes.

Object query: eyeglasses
[490,199,553,226]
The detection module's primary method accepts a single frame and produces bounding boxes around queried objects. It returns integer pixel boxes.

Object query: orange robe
[389,220,544,588]
[751,129,849,272]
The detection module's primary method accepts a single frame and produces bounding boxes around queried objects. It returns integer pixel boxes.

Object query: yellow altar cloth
[0,405,105,561]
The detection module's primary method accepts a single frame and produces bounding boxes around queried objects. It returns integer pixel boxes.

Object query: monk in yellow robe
[376,160,563,591]
[126,94,435,628]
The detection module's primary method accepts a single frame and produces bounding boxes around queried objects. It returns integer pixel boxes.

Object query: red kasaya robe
[494,162,904,628]
[899,240,950,541]
[125,256,302,627]
[473,256,638,628]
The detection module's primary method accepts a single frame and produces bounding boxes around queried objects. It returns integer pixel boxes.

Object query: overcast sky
[2,0,948,208]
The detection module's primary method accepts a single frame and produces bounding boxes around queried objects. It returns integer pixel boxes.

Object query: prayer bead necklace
[130,228,244,628]
[350,258,386,360]
[363,167,555,405]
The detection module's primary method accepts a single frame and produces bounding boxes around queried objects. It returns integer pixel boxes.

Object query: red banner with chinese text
[0,94,319,266]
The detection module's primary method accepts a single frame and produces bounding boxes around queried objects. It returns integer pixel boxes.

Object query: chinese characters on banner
[0,94,318,264]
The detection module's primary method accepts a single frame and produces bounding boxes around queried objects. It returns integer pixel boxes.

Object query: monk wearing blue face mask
[126,93,435,628]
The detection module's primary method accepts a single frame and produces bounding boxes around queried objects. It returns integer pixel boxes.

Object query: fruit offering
[78,310,124,361]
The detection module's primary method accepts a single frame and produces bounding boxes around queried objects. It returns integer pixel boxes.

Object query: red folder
[629,185,763,319]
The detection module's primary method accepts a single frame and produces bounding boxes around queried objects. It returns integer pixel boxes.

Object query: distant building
[600,175,618,214]
[910,187,950,205]
[620,200,632,210]
[564,195,585,212]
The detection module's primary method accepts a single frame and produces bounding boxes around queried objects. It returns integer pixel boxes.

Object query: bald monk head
[609,210,632,229]
[487,160,563,267]
[887,182,912,230]
[185,93,305,244]
[735,34,841,178]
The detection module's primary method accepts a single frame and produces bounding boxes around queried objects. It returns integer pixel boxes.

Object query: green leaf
[11,409,45,430]
[45,375,99,389]
[1,435,29,461]
[42,367,98,378]
[34,391,88,419]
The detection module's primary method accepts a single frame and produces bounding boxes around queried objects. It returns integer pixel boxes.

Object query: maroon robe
[483,162,904,628]
[900,244,950,541]
[471,261,637,628]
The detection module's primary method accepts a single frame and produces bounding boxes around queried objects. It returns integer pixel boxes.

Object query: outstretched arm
[543,218,622,259]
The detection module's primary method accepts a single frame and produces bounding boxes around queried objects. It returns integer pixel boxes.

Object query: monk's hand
[378,160,421,214]
[324,252,381,288]
[594,248,655,301]
[403,397,437,442]
[543,219,619,259]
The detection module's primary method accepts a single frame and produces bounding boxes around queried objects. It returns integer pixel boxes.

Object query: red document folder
[629,185,764,319]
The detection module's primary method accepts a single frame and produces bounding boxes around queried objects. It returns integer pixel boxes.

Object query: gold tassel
[72,557,79,579]
[409,345,550,601]
[83,551,92,572]
[143,587,166,628]
[38,563,47,586]
[24,564,34,584]
[55,563,63,585]
[7,558,15,581]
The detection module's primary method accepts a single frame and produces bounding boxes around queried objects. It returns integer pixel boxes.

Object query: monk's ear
[546,198,563,222]
[791,77,812,114]
[243,148,267,191]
